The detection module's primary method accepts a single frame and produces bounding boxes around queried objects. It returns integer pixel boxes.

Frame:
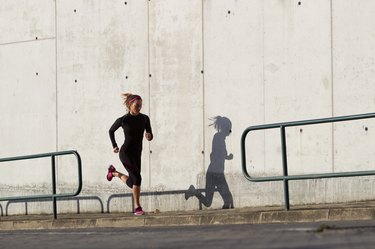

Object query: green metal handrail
[0,150,82,219]
[241,112,375,210]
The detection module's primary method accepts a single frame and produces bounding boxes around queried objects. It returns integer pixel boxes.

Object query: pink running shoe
[134,207,144,216]
[106,165,116,181]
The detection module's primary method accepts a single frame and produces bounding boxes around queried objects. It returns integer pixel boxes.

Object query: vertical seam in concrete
[201,0,205,173]
[55,0,59,155]
[330,0,335,173]
[262,1,266,171]
[147,0,152,187]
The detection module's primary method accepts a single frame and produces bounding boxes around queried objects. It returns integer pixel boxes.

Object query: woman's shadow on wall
[185,116,234,209]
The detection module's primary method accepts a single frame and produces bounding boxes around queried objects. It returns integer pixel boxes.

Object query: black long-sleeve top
[109,113,152,154]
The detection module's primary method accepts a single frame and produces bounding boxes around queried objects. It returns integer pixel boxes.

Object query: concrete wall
[1,0,375,215]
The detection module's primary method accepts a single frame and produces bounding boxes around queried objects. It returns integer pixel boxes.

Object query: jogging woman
[107,93,153,215]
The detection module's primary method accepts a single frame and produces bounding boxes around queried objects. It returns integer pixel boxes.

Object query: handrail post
[280,126,290,210]
[51,155,57,219]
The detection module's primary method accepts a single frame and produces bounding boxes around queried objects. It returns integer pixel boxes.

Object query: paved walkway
[1,200,375,230]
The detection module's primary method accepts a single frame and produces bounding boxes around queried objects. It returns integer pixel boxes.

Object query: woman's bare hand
[145,133,153,141]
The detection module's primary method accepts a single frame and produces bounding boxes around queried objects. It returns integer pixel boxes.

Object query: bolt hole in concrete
[228,10,231,14]
[36,72,38,76]
[365,127,368,131]
[74,9,77,12]
[298,1,301,5]
[124,1,127,4]
[75,80,77,83]
[35,37,38,40]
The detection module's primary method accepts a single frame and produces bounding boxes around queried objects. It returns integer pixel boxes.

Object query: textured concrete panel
[263,0,333,176]
[0,39,56,185]
[332,1,375,172]
[56,0,150,187]
[148,0,203,190]
[264,0,332,122]
[333,0,375,115]
[203,0,265,180]
[0,0,55,44]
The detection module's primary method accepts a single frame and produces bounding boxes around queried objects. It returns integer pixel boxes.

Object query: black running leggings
[119,145,142,188]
